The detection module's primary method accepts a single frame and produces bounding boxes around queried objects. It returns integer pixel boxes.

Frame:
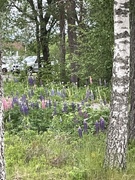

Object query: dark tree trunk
[59,0,66,83]
[128,0,135,140]
[67,0,78,84]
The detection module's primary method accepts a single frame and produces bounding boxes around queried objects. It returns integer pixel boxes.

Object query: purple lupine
[100,117,105,131]
[30,102,35,108]
[81,101,85,106]
[46,101,49,107]
[78,108,83,116]
[62,87,66,97]
[83,120,88,133]
[20,104,29,116]
[51,88,55,96]
[83,111,88,119]
[57,90,61,96]
[28,77,35,86]
[62,102,68,113]
[78,126,83,138]
[71,102,76,111]
[39,94,44,101]
[85,89,90,100]
[21,94,27,103]
[12,96,19,105]
[95,121,100,133]
[103,99,107,105]
[48,99,52,107]
[53,107,57,116]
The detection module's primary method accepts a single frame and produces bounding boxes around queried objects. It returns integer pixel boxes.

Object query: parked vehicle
[22,56,39,73]
[2,60,13,74]
[12,56,43,74]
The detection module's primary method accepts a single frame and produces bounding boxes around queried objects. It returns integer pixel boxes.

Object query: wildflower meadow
[3,76,135,180]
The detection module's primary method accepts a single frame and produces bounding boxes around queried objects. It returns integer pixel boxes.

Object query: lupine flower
[53,107,57,116]
[62,102,68,113]
[46,101,49,107]
[71,102,76,111]
[83,111,88,119]
[28,89,34,97]
[39,94,44,101]
[103,99,107,105]
[81,101,84,106]
[41,100,46,109]
[85,89,90,100]
[78,108,83,116]
[30,102,35,108]
[28,77,35,86]
[95,121,100,133]
[51,88,55,96]
[57,90,61,96]
[48,99,52,107]
[78,126,83,138]
[2,97,12,110]
[21,94,27,103]
[12,96,19,105]
[89,76,93,84]
[83,120,88,133]
[100,117,105,131]
[20,104,29,116]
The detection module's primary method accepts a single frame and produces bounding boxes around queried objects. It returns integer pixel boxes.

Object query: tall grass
[5,131,135,180]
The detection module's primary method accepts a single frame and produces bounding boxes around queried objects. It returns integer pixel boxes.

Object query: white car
[12,56,42,74]
[2,61,12,73]
[22,56,39,73]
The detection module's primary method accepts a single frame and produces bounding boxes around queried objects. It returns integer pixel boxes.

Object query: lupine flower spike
[78,126,83,138]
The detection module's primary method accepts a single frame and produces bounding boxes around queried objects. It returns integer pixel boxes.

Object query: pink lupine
[89,76,93,84]
[41,100,46,109]
[2,97,12,110]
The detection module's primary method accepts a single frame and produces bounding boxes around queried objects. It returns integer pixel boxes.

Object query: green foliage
[77,0,114,82]
[5,131,135,180]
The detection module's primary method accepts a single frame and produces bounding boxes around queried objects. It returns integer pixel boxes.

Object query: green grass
[5,131,135,180]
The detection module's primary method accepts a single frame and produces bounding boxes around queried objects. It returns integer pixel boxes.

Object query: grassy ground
[5,131,135,180]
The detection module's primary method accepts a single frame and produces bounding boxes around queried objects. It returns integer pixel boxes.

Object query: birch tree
[104,0,130,169]
[128,0,135,140]
[0,42,5,180]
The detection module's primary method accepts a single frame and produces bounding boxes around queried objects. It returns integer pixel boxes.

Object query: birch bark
[128,0,135,140]
[0,35,6,179]
[104,0,130,169]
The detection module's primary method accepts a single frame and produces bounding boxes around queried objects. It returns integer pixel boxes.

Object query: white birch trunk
[104,0,130,169]
[0,35,6,179]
